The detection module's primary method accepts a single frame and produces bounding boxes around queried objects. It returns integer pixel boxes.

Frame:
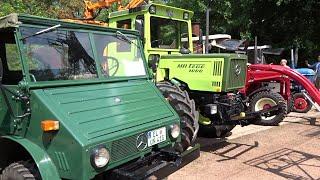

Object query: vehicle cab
[109,3,194,62]
[0,13,198,180]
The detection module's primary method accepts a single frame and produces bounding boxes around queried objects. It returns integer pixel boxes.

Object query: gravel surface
[169,110,320,180]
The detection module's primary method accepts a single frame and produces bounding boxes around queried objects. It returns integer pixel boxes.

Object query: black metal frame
[109,145,200,180]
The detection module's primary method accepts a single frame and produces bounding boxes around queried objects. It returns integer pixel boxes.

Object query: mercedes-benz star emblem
[114,97,121,103]
[136,133,148,151]
[234,64,241,76]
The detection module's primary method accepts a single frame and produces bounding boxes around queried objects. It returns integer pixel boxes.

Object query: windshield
[20,27,146,82]
[150,17,189,49]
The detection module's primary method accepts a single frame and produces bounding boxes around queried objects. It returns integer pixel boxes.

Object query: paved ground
[169,110,320,180]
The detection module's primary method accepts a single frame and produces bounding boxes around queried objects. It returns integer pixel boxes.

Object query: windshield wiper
[115,31,139,48]
[21,24,61,40]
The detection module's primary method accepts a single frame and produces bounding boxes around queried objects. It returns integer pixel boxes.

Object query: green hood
[32,80,175,146]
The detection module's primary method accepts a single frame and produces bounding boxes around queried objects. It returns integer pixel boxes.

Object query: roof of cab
[0,13,140,36]
[109,2,193,18]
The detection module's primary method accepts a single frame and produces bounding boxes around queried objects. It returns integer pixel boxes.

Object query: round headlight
[170,124,180,139]
[91,147,110,168]
[149,5,156,14]
[183,12,189,20]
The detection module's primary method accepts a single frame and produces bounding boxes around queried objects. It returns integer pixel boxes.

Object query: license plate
[147,127,166,147]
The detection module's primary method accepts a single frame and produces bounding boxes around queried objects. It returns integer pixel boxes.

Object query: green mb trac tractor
[108,2,287,137]
[0,13,199,180]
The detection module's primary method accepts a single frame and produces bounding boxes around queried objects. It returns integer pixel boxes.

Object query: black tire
[250,91,287,126]
[199,123,235,138]
[157,81,199,152]
[1,161,40,180]
[292,93,312,113]
[287,94,294,113]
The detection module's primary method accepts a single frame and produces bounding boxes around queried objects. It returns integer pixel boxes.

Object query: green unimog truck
[0,13,199,180]
[108,2,286,137]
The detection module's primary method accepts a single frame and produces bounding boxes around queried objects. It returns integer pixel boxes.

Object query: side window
[117,19,132,29]
[0,30,23,85]
[117,19,132,52]
[5,44,21,71]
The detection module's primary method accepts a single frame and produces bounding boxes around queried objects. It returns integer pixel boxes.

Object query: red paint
[241,64,320,105]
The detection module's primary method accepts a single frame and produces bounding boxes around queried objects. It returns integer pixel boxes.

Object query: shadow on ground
[244,148,320,180]
[196,137,259,162]
[283,115,320,127]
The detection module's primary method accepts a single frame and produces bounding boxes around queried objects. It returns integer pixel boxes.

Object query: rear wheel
[292,93,312,113]
[157,81,199,152]
[250,91,287,126]
[0,161,40,180]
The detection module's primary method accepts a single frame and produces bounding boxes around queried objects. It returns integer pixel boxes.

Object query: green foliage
[0,0,319,62]
[0,0,50,17]
[159,0,320,63]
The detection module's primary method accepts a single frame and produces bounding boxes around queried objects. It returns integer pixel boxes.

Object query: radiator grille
[213,61,223,76]
[228,59,246,90]
[212,81,221,87]
[111,134,140,162]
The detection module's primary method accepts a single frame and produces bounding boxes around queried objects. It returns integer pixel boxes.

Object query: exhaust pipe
[205,8,211,54]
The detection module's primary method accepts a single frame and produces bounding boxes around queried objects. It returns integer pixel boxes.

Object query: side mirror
[135,19,144,38]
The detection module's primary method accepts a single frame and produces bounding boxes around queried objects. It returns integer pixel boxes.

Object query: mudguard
[247,86,273,98]
[2,136,60,180]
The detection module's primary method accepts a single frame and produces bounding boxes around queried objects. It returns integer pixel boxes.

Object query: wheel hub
[294,97,308,110]
[255,97,277,121]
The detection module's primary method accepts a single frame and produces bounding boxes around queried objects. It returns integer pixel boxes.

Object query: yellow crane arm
[119,0,146,10]
[83,0,146,19]
[83,0,122,19]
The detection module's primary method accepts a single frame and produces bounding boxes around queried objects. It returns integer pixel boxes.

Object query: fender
[2,136,60,180]
[247,86,273,98]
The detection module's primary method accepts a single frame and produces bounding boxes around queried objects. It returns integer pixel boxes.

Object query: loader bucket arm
[249,64,320,105]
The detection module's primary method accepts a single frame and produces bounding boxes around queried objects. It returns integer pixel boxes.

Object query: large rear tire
[250,91,287,126]
[292,93,312,113]
[157,81,199,152]
[0,161,40,180]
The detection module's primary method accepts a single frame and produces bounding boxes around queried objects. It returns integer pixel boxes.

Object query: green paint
[0,14,180,179]
[108,3,247,93]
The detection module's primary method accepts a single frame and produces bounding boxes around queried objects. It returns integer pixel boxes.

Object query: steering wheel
[151,39,163,48]
[102,56,119,77]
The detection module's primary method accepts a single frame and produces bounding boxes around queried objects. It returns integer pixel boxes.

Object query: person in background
[280,59,289,67]
[306,55,320,89]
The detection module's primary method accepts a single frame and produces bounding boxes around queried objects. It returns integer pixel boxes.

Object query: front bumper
[108,144,200,180]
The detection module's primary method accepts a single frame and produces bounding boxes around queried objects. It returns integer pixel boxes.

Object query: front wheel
[292,93,312,113]
[157,81,199,152]
[250,91,287,126]
[0,161,40,180]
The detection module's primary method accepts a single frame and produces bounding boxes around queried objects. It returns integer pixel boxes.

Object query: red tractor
[195,34,318,125]
[240,64,320,125]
